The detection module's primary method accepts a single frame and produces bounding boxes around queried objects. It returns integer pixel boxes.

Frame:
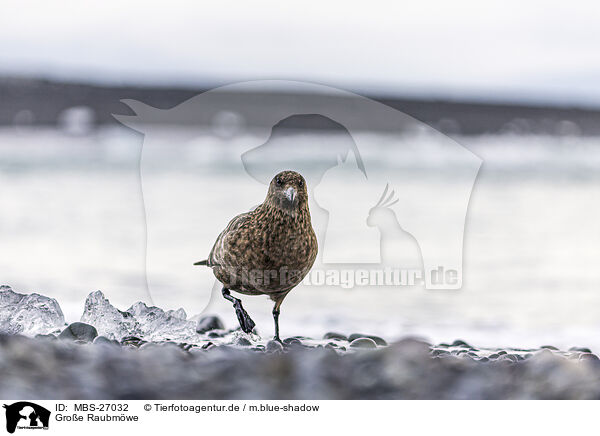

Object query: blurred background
[1,0,600,349]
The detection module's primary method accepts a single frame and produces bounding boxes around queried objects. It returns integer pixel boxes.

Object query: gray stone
[93,335,120,346]
[451,339,472,348]
[348,333,387,346]
[266,340,284,353]
[283,337,301,346]
[349,338,377,349]
[235,337,252,347]
[59,322,98,342]
[121,336,145,347]
[570,347,592,353]
[391,337,431,358]
[196,315,225,334]
[323,332,348,341]
[500,354,518,363]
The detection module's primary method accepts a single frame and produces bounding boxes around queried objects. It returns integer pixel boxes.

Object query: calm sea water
[1,126,600,350]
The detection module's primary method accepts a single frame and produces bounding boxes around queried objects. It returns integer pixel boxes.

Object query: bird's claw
[233,301,256,333]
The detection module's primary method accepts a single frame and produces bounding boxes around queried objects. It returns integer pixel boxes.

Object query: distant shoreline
[3,76,600,135]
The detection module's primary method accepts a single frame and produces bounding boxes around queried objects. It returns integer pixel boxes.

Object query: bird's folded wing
[207,212,251,267]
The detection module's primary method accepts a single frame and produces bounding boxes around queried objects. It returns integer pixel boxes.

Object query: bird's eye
[298,179,304,188]
[276,176,283,186]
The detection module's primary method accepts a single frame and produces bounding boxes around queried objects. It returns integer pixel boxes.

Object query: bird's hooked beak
[284,186,297,204]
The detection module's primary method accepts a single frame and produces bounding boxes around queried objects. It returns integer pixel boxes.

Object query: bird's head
[266,170,309,214]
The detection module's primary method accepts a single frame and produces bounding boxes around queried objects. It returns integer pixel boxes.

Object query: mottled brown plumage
[195,170,318,341]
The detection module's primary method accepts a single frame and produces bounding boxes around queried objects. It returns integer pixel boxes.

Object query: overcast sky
[1,0,599,106]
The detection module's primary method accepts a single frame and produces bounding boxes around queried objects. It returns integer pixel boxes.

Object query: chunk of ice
[0,285,65,335]
[81,291,201,342]
[80,291,142,341]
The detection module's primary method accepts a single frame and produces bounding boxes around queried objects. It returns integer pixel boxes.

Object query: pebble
[579,353,600,361]
[348,333,387,346]
[58,322,98,342]
[140,341,179,351]
[349,338,377,349]
[534,349,556,358]
[35,334,57,341]
[188,346,205,355]
[570,347,592,353]
[266,340,284,353]
[121,336,145,347]
[451,339,472,348]
[541,345,559,350]
[93,336,120,347]
[235,337,252,347]
[501,354,518,363]
[285,341,306,350]
[392,338,431,356]
[196,315,225,334]
[283,338,301,346]
[323,332,348,341]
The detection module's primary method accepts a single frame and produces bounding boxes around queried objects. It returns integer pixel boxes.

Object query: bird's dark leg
[272,297,285,343]
[272,306,281,343]
[222,287,255,333]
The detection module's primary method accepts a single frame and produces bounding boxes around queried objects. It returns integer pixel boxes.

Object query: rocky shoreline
[1,285,600,399]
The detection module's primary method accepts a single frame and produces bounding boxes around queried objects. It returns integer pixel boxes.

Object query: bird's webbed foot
[233,299,256,333]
